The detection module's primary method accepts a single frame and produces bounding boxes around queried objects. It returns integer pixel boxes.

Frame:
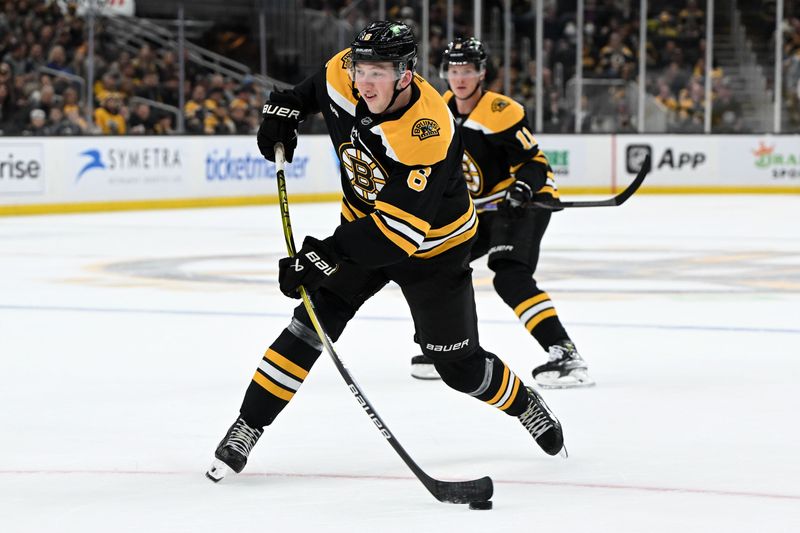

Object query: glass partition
[0,0,795,136]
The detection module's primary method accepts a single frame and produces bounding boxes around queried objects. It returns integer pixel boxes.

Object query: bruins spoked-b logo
[338,143,387,204]
[462,150,483,195]
[412,118,440,140]
[491,98,510,112]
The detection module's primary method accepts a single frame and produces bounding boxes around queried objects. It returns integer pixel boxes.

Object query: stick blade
[613,154,651,206]
[546,154,652,209]
[431,476,494,504]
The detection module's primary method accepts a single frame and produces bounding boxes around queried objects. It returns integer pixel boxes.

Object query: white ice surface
[1,195,799,532]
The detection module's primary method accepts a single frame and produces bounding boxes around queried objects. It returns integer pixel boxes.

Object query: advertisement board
[616,134,800,189]
[201,136,339,196]
[538,135,613,188]
[1,134,798,215]
[0,143,45,195]
[616,135,717,187]
[64,138,187,199]
[721,136,800,184]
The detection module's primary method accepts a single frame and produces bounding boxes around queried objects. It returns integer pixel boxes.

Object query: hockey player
[207,22,566,482]
[410,38,594,388]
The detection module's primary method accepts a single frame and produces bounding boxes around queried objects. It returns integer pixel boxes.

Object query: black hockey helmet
[350,21,418,77]
[440,37,488,77]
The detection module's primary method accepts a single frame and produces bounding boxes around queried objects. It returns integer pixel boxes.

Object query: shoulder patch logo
[491,98,510,112]
[341,50,352,70]
[412,118,441,140]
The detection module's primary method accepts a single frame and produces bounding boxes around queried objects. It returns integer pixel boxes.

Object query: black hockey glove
[278,236,339,299]
[499,180,533,217]
[257,90,304,163]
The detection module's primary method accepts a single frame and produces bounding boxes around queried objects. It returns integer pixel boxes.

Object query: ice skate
[518,386,565,456]
[206,417,263,483]
[532,340,595,389]
[410,355,441,380]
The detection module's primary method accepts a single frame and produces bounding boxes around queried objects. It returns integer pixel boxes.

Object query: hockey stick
[483,154,652,211]
[274,143,493,505]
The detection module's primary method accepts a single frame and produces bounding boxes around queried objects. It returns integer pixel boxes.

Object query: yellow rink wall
[1,134,798,216]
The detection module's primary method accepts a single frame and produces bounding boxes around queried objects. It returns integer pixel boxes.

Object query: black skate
[518,386,566,457]
[206,417,263,483]
[410,355,441,380]
[532,340,595,389]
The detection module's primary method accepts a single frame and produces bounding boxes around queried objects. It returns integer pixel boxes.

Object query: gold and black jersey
[291,49,476,267]
[443,90,557,212]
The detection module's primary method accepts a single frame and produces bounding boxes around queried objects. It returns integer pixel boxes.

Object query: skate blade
[206,459,233,483]
[558,445,569,459]
[534,370,596,389]
[411,365,441,380]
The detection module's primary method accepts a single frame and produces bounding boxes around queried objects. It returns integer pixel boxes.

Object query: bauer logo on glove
[303,250,338,276]
[257,89,305,163]
[262,104,301,120]
[278,236,340,298]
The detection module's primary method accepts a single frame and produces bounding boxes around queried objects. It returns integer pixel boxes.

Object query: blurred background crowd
[0,0,266,136]
[1,0,798,136]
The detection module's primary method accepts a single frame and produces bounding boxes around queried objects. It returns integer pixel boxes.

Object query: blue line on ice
[2,303,798,335]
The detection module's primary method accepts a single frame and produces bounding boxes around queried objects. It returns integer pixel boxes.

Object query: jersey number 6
[407,167,430,192]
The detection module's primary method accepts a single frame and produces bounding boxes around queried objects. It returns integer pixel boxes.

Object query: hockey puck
[468,500,493,510]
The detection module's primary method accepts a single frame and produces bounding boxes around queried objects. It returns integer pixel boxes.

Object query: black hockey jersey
[291,49,476,267]
[443,90,558,212]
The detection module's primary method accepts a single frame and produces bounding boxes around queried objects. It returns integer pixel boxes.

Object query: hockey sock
[239,324,322,428]
[436,349,529,417]
[492,262,568,349]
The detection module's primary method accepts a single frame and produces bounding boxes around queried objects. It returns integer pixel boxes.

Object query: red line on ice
[1,469,797,501]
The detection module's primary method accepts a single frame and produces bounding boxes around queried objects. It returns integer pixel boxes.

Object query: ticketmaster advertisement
[201,136,336,196]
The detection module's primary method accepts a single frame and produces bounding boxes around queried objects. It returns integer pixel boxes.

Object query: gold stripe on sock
[498,377,522,411]
[525,308,558,332]
[265,348,309,380]
[487,366,510,406]
[513,293,550,317]
[253,370,295,401]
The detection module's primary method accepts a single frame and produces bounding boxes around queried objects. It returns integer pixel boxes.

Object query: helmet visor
[349,61,406,84]
[440,62,485,80]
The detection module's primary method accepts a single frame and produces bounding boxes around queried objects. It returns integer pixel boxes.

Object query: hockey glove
[499,180,533,217]
[278,236,339,299]
[257,90,305,163]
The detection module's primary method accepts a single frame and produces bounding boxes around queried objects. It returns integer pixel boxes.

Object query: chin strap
[379,79,411,114]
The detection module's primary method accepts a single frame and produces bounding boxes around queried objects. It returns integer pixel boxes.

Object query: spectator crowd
[312,0,756,133]
[2,0,798,136]
[0,0,266,137]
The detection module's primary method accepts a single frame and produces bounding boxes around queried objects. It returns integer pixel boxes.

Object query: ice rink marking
[1,469,797,502]
[2,303,799,335]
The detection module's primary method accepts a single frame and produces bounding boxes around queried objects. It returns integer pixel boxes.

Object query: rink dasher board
[1,134,798,216]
